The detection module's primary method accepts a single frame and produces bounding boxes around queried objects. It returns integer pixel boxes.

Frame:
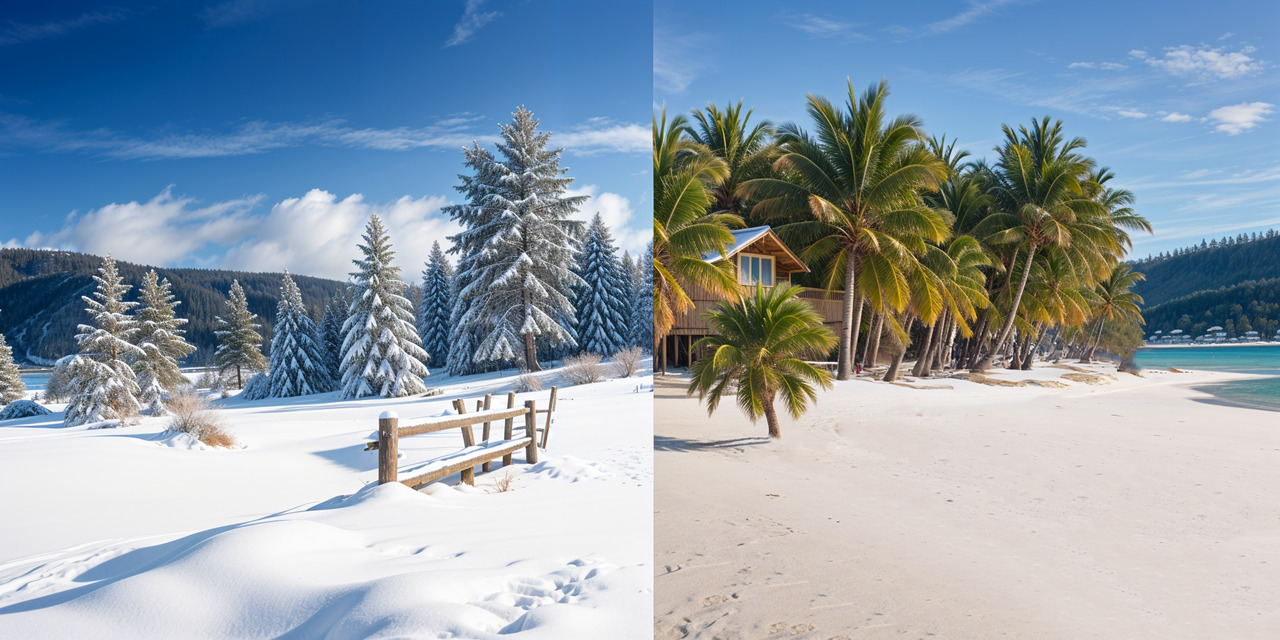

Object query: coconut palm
[687,101,776,218]
[652,108,741,352]
[739,80,950,380]
[970,117,1107,371]
[689,285,837,438]
[1081,263,1145,361]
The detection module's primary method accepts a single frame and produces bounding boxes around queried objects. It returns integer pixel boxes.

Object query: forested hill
[1141,277,1280,339]
[0,249,347,364]
[1130,231,1280,307]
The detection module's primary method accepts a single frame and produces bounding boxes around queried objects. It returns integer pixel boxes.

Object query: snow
[0,360,654,638]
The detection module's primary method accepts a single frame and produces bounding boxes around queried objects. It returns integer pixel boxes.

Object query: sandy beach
[654,363,1280,639]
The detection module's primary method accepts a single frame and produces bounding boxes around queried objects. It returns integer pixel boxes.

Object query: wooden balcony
[668,284,845,336]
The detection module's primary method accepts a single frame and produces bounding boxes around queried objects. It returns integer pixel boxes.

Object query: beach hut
[663,225,842,369]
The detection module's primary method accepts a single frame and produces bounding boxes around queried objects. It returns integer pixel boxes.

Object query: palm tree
[689,285,837,438]
[739,80,950,380]
[688,101,776,218]
[652,109,741,359]
[1082,263,1145,361]
[970,117,1106,372]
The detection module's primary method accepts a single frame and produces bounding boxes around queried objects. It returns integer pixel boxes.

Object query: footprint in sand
[702,594,729,607]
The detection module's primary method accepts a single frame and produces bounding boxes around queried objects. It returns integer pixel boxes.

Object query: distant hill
[1131,231,1280,307]
[1141,277,1280,339]
[0,249,349,364]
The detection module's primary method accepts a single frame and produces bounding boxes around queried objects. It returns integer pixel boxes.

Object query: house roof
[702,225,809,273]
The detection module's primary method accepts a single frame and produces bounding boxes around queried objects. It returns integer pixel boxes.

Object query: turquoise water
[1135,345,1280,411]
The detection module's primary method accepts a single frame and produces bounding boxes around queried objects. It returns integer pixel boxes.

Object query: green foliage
[1142,277,1280,339]
[1132,233,1280,306]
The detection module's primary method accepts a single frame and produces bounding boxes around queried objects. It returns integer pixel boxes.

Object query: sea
[1135,344,1280,412]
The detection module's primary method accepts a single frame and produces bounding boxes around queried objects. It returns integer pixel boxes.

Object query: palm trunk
[974,244,1037,372]
[936,313,955,370]
[912,320,938,377]
[883,315,913,382]
[763,397,781,439]
[1086,317,1107,361]
[864,310,884,369]
[837,249,861,381]
[964,309,991,369]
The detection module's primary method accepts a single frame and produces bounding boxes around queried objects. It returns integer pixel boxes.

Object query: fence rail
[369,387,558,489]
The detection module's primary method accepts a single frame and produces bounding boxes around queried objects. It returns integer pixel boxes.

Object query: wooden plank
[399,438,531,489]
[502,392,515,467]
[540,386,557,449]
[395,407,528,439]
[480,394,493,472]
[453,399,475,485]
[377,414,398,485]
[524,400,539,464]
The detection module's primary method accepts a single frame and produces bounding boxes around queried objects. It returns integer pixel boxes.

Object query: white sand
[654,363,1280,639]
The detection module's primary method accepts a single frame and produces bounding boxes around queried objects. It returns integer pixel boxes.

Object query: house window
[737,254,774,286]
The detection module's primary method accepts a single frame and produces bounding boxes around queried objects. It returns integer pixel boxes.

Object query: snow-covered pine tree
[268,271,335,397]
[573,213,629,356]
[340,215,431,398]
[619,250,638,346]
[133,270,196,414]
[0,330,26,404]
[320,297,346,381]
[445,142,500,377]
[214,280,268,390]
[416,240,455,368]
[446,107,587,371]
[65,255,143,427]
[630,242,655,352]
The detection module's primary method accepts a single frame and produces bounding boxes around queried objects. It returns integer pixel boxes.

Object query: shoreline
[655,361,1280,638]
[1139,342,1280,349]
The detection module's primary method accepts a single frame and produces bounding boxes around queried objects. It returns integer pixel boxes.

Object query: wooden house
[661,225,844,369]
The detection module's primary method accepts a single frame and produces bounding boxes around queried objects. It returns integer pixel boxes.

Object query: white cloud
[1117,109,1147,118]
[784,14,868,40]
[1133,44,1266,81]
[0,10,125,46]
[445,0,500,48]
[1206,101,1274,135]
[1068,62,1096,69]
[654,28,709,95]
[0,112,645,159]
[221,190,457,279]
[22,187,263,267]
[1160,112,1194,122]
[923,0,1021,35]
[17,188,458,281]
[566,186,647,255]
[1068,61,1127,71]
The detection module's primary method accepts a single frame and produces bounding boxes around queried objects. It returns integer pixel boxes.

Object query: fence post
[452,399,476,485]
[481,394,493,472]
[540,386,558,449]
[502,392,516,468]
[377,411,399,485]
[524,400,539,464]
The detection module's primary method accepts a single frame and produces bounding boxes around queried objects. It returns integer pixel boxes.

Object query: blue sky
[656,0,1279,260]
[0,0,650,280]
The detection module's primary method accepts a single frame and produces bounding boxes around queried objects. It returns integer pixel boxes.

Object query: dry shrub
[489,470,515,493]
[562,353,604,385]
[195,370,222,390]
[165,388,237,448]
[610,346,643,378]
[513,373,542,393]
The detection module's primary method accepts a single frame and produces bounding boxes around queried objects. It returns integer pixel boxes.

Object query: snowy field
[0,362,653,638]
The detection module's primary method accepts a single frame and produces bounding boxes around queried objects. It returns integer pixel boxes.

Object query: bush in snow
[267,271,335,397]
[562,353,605,385]
[132,270,197,415]
[65,256,143,427]
[513,372,543,393]
[195,370,223,391]
[214,280,268,390]
[339,215,431,398]
[445,107,587,372]
[610,346,643,378]
[0,331,26,404]
[239,372,270,400]
[0,399,52,420]
[165,388,236,448]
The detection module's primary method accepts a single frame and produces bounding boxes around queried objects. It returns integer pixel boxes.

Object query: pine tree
[417,241,455,368]
[573,213,629,356]
[0,331,25,404]
[268,271,336,397]
[320,298,346,381]
[340,215,431,398]
[214,280,268,389]
[630,242,655,352]
[445,142,500,377]
[65,255,143,426]
[132,270,196,414]
[446,107,587,371]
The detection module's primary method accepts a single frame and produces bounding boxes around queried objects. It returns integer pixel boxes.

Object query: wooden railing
[366,387,558,488]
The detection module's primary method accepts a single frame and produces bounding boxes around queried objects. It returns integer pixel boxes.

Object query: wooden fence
[366,387,558,489]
